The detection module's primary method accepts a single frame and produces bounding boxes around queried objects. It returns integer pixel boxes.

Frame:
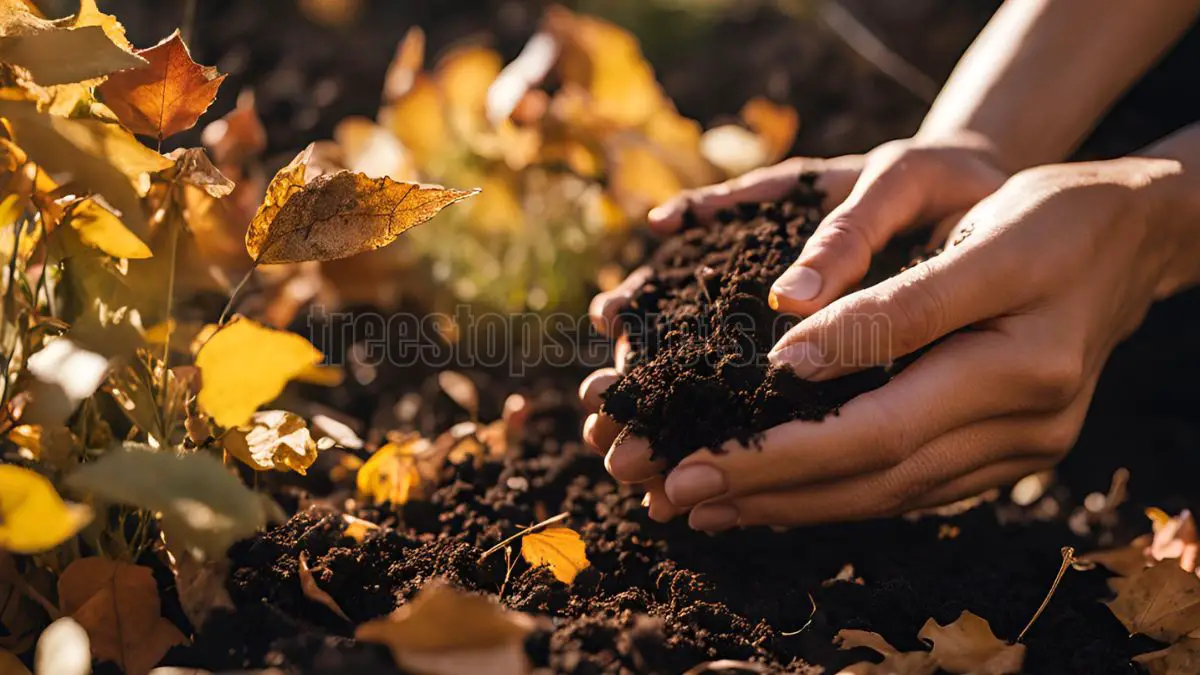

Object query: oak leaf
[917,612,1024,675]
[0,465,91,553]
[221,410,319,474]
[356,436,429,505]
[57,558,186,675]
[245,144,477,264]
[98,30,226,140]
[356,580,535,675]
[833,628,937,675]
[1106,561,1200,641]
[521,526,589,584]
[1133,637,1200,675]
[194,316,324,428]
[0,1,145,85]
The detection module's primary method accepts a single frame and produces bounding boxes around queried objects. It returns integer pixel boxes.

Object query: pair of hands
[581,135,1182,532]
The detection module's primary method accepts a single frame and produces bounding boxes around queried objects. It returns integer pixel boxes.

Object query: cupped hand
[608,157,1185,531]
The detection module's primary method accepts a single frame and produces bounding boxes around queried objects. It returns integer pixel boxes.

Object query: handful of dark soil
[601,174,916,467]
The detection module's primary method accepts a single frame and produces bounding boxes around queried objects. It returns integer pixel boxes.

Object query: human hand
[607,157,1189,531]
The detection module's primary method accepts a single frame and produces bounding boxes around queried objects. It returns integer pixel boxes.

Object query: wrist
[911,128,1016,175]
[1121,156,1200,298]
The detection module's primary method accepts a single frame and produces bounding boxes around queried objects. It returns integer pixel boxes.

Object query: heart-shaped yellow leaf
[521,525,589,584]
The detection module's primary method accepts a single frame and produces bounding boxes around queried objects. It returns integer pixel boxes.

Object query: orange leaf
[99,30,226,140]
[741,97,799,162]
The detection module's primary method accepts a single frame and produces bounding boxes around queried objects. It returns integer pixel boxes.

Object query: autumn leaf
[833,629,937,675]
[356,436,429,505]
[1149,509,1200,573]
[66,197,153,259]
[164,147,234,198]
[700,124,769,177]
[99,30,226,140]
[72,0,132,51]
[0,465,91,554]
[379,74,447,167]
[194,316,323,428]
[333,116,414,180]
[298,552,350,621]
[356,580,535,675]
[741,98,799,162]
[1134,637,1200,675]
[66,444,279,560]
[521,525,590,584]
[341,514,379,543]
[244,144,478,264]
[1106,561,1200,642]
[0,1,145,85]
[917,612,1024,675]
[382,26,425,102]
[201,88,266,165]
[57,557,186,675]
[608,143,682,218]
[221,410,319,474]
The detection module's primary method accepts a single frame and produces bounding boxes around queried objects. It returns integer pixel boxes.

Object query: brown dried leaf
[0,1,144,85]
[356,580,535,675]
[245,144,478,264]
[298,553,349,621]
[1077,534,1153,577]
[917,612,1023,675]
[1133,637,1200,675]
[57,557,187,675]
[833,629,938,675]
[221,410,319,474]
[99,30,226,140]
[165,147,234,198]
[1106,561,1200,641]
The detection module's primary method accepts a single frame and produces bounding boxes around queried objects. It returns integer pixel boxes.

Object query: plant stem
[479,512,569,562]
[218,265,257,326]
[1018,546,1076,642]
[159,202,180,417]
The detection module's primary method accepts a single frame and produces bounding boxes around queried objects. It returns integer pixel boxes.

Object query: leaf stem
[159,202,180,415]
[218,264,257,326]
[1018,546,1076,642]
[479,512,569,562]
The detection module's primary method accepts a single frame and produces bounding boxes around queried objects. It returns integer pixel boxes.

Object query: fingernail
[770,266,822,304]
[689,504,739,532]
[768,341,824,380]
[648,204,673,223]
[582,414,600,451]
[665,464,727,506]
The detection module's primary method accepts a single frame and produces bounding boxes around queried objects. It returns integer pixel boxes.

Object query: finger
[769,237,1030,381]
[606,435,665,484]
[647,156,863,233]
[614,334,632,374]
[769,145,1003,316]
[582,413,623,455]
[589,266,652,336]
[667,327,1075,506]
[579,368,620,413]
[643,476,686,523]
[689,414,1057,531]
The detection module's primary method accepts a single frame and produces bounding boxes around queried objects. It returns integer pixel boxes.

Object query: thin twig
[479,512,569,562]
[498,545,518,600]
[780,592,817,636]
[1018,546,1075,642]
[159,201,180,415]
[817,1,940,103]
[218,265,256,326]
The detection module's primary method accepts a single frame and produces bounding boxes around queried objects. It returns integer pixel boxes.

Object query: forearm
[1134,124,1200,297]
[918,0,1200,172]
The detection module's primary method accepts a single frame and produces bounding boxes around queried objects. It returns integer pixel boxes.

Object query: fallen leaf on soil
[34,616,90,675]
[356,436,428,505]
[244,143,478,264]
[58,557,187,675]
[1106,560,1200,641]
[0,464,92,553]
[740,98,798,162]
[437,371,478,419]
[66,197,153,259]
[222,410,319,474]
[298,552,350,621]
[169,549,233,630]
[99,30,226,140]
[1077,534,1153,577]
[521,525,589,584]
[1133,637,1200,675]
[917,611,1024,675]
[0,1,144,85]
[356,580,535,675]
[195,316,324,428]
[66,444,273,560]
[164,147,234,198]
[833,629,937,675]
[1149,510,1199,573]
[0,649,29,675]
[341,514,379,543]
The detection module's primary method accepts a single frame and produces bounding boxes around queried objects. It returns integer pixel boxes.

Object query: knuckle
[1038,417,1083,456]
[816,213,875,262]
[1028,352,1085,409]
[883,273,947,355]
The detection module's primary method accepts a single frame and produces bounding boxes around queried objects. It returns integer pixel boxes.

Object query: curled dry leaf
[833,629,937,675]
[164,148,234,198]
[98,30,227,140]
[1133,637,1200,675]
[356,436,429,505]
[1106,561,1200,641]
[0,464,92,554]
[57,557,187,675]
[221,410,319,474]
[355,581,535,675]
[0,1,145,85]
[298,552,350,621]
[521,526,590,584]
[244,144,478,264]
[194,316,324,428]
[917,612,1024,675]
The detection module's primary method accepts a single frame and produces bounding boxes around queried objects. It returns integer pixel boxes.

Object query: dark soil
[600,175,917,466]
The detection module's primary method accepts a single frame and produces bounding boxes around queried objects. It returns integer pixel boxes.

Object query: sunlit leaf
[0,2,145,85]
[164,147,234,198]
[221,409,319,474]
[700,124,769,177]
[521,526,589,584]
[72,0,132,51]
[194,316,323,428]
[98,30,226,140]
[245,144,478,264]
[66,197,152,259]
[608,143,682,217]
[356,436,428,505]
[917,611,1025,675]
[0,465,91,554]
[379,74,447,167]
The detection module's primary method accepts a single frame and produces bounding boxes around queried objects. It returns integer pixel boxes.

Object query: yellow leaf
[356,581,534,675]
[437,46,502,115]
[334,116,414,180]
[1106,561,1200,642]
[294,364,345,387]
[521,525,589,584]
[72,0,132,51]
[0,465,92,554]
[0,3,145,86]
[356,436,428,505]
[0,649,29,675]
[66,198,152,259]
[57,557,186,675]
[341,514,378,543]
[244,144,478,264]
[741,97,799,162]
[917,611,1025,675]
[608,143,682,217]
[221,410,319,474]
[194,316,323,428]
